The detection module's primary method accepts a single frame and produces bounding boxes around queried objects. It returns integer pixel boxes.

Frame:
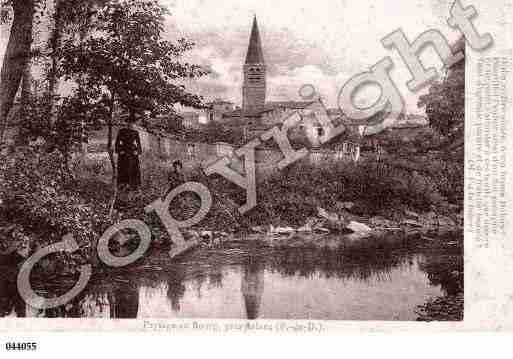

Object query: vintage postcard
[0,0,512,340]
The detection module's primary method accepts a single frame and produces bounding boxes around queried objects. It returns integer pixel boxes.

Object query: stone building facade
[177,16,348,148]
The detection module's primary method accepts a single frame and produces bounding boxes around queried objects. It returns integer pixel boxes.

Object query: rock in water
[401,219,423,228]
[251,226,267,234]
[347,221,372,233]
[270,225,295,235]
[317,207,347,232]
[297,223,313,232]
[317,207,339,222]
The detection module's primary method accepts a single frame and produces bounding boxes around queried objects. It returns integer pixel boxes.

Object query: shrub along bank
[0,145,463,273]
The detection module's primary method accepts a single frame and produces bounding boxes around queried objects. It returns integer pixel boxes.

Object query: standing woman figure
[115,116,143,192]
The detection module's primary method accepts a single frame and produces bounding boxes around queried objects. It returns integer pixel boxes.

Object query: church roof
[207,99,234,105]
[222,101,318,118]
[245,16,265,64]
[264,101,315,110]
[223,109,243,118]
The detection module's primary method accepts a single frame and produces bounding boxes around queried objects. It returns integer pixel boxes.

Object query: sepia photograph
[0,0,503,330]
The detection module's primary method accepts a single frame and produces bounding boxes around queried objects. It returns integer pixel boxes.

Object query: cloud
[1,0,478,115]
[162,0,482,114]
[175,22,353,108]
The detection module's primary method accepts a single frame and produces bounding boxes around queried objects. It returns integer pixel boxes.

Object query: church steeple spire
[242,16,266,115]
[245,16,265,64]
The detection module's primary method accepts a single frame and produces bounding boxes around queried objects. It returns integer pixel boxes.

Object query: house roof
[222,101,315,118]
[264,101,315,111]
[223,109,243,118]
[327,108,344,116]
[207,99,234,106]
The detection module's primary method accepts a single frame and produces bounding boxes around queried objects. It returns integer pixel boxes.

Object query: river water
[0,236,462,320]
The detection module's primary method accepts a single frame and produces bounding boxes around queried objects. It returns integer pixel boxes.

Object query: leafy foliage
[175,121,245,145]
[416,45,464,204]
[0,144,112,270]
[54,86,110,154]
[59,0,207,121]
[14,91,50,141]
[418,61,464,136]
[0,1,12,23]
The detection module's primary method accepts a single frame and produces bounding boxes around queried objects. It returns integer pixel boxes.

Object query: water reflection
[109,280,139,319]
[0,274,25,317]
[0,236,462,320]
[418,252,463,296]
[167,272,186,312]
[241,259,264,320]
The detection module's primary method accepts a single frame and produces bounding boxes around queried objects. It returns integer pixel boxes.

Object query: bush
[251,160,442,225]
[428,159,464,205]
[0,144,112,271]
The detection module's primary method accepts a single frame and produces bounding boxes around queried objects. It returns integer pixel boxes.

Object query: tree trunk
[46,0,65,131]
[20,59,32,110]
[0,0,35,142]
[107,98,118,218]
[14,60,33,145]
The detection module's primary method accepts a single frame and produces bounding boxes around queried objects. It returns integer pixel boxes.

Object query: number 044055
[5,342,37,351]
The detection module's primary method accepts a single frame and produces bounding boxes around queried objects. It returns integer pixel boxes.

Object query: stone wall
[85,126,362,184]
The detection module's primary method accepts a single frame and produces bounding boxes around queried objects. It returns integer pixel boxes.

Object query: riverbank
[0,228,463,320]
[1,151,463,321]
[72,156,464,260]
[416,294,464,321]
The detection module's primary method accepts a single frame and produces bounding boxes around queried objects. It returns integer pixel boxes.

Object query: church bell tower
[242,16,266,115]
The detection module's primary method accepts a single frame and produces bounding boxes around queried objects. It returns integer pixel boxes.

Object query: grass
[74,151,462,233]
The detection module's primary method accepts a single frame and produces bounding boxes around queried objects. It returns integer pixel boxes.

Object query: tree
[59,0,206,214]
[45,0,64,127]
[54,85,109,161]
[417,39,465,204]
[0,0,36,142]
[418,39,465,138]
[202,121,243,144]
[45,0,108,129]
[0,0,107,144]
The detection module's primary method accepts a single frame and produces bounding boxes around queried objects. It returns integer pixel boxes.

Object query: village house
[178,16,350,148]
[180,112,202,129]
[178,99,237,129]
[204,99,237,123]
[160,16,431,166]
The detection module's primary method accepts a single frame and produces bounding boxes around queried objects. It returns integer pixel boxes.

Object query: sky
[163,0,465,113]
[0,0,499,114]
